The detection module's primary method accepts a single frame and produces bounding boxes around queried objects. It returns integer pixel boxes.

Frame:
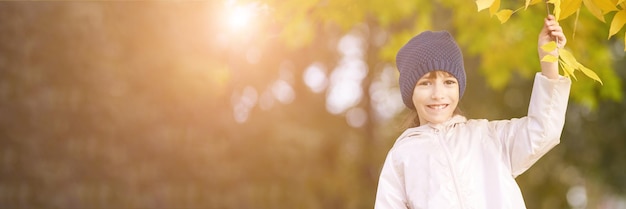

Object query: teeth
[429,104,447,110]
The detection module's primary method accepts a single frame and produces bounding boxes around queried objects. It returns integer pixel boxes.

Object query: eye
[417,80,431,86]
[444,79,457,85]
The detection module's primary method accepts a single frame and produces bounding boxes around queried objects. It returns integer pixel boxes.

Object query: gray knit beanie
[396,31,466,109]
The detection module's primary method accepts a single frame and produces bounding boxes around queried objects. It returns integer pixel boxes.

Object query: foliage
[258,0,622,107]
[539,41,603,84]
[482,0,626,46]
[478,0,621,88]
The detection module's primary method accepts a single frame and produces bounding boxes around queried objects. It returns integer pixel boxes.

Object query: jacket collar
[397,115,467,140]
[424,114,467,130]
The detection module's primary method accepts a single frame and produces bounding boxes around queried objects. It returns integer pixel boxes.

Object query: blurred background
[0,1,625,209]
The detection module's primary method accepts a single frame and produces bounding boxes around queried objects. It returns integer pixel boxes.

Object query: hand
[538,15,567,58]
[538,15,566,79]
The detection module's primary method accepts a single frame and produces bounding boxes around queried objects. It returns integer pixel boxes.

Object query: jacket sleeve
[488,73,571,177]
[374,150,408,209]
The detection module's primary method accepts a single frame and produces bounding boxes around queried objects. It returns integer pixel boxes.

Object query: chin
[429,116,452,124]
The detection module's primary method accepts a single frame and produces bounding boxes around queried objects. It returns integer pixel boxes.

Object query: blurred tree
[0,1,624,209]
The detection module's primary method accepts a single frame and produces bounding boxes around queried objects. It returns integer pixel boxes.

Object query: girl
[374,15,570,209]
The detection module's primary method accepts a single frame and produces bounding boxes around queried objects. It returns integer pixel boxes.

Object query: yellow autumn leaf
[531,0,543,5]
[548,0,562,20]
[558,48,577,65]
[578,64,604,84]
[476,0,496,11]
[489,0,501,17]
[624,33,626,51]
[559,60,577,79]
[609,10,626,38]
[592,0,618,14]
[558,48,603,84]
[541,41,558,52]
[496,9,514,23]
[573,9,580,40]
[555,50,575,79]
[542,54,558,62]
[526,0,543,9]
[583,0,606,22]
[559,0,582,20]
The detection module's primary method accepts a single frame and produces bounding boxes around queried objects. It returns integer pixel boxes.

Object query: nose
[431,83,444,100]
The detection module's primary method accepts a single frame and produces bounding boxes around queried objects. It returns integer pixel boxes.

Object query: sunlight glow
[231,86,258,123]
[303,62,328,93]
[246,46,262,64]
[259,89,275,111]
[228,5,253,31]
[566,185,587,209]
[223,0,265,34]
[346,108,367,128]
[325,33,368,115]
[271,79,295,104]
[370,65,404,122]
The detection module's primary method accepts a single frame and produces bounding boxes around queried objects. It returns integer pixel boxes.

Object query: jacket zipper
[436,128,466,209]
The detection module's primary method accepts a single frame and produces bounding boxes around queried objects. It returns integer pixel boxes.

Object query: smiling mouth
[427,104,448,110]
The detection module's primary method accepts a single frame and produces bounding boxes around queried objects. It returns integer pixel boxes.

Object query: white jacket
[375,73,571,209]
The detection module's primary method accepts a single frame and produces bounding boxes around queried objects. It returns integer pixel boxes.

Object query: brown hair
[424,70,455,80]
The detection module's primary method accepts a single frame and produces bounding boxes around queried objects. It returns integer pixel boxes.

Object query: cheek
[448,86,460,99]
[443,88,458,100]
[411,96,419,108]
[411,89,428,106]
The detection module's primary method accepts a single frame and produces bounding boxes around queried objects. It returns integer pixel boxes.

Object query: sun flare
[226,3,255,32]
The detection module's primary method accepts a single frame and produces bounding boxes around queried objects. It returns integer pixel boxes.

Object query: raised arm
[488,16,572,176]
[538,15,567,79]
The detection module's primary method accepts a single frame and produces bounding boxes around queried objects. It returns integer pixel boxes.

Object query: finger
[545,19,560,26]
[551,32,567,47]
[547,24,560,29]
[550,31,565,38]
[549,27,564,35]
[547,26,562,33]
[545,22,558,31]
[557,38,567,48]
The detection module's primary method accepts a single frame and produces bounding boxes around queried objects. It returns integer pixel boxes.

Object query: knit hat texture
[396,31,466,109]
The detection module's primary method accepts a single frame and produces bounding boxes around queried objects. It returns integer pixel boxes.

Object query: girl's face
[412,71,459,126]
